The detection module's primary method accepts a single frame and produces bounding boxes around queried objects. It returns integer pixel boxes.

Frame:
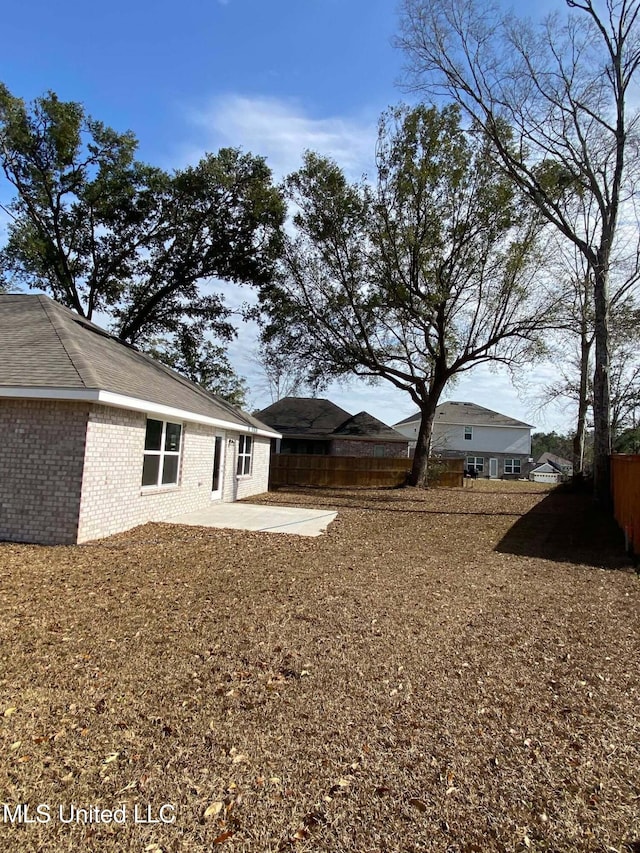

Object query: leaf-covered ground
[0,481,638,853]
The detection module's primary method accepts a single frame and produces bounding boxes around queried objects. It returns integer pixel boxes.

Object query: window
[237,434,253,476]
[504,458,521,474]
[464,426,473,440]
[373,445,385,458]
[142,419,182,487]
[466,456,484,473]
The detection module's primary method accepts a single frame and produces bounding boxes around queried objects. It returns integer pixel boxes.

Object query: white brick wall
[221,434,271,502]
[77,407,272,542]
[0,399,89,544]
[0,401,273,544]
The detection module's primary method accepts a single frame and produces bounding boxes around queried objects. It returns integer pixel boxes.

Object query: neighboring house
[537,452,573,479]
[0,295,280,545]
[256,397,410,458]
[529,462,562,484]
[393,401,534,479]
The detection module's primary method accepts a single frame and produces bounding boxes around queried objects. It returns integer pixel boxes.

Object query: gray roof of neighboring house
[332,412,409,442]
[255,397,352,437]
[255,397,407,442]
[537,452,573,470]
[394,401,534,429]
[0,294,275,434]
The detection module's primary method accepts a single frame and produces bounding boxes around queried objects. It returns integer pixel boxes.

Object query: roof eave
[0,387,281,439]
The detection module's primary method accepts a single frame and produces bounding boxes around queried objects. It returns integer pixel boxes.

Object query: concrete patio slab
[169,503,337,537]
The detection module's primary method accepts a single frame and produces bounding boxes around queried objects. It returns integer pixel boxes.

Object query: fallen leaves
[204,801,224,819]
[408,797,429,812]
[0,482,637,852]
[212,831,234,845]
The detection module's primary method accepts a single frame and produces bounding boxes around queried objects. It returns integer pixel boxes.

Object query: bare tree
[252,340,312,404]
[534,214,640,474]
[398,0,640,501]
[610,306,640,435]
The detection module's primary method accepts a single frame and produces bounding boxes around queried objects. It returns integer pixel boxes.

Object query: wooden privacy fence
[611,454,640,554]
[269,454,464,489]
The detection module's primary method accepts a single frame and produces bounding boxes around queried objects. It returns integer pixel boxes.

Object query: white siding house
[394,401,534,479]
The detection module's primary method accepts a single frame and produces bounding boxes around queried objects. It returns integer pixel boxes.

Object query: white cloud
[181,94,377,181]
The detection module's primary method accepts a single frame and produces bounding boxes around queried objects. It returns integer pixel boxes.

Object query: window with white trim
[373,445,385,458]
[504,458,521,474]
[237,434,253,476]
[466,456,484,473]
[464,426,473,440]
[142,418,182,487]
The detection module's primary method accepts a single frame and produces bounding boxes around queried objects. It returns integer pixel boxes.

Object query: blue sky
[1,0,572,433]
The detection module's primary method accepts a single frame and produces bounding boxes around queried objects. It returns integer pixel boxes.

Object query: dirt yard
[0,481,638,852]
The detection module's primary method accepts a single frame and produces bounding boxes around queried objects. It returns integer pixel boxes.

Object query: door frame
[489,457,498,479]
[211,432,226,500]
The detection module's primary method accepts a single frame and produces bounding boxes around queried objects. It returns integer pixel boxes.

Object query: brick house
[0,295,280,544]
[393,401,534,479]
[256,397,410,458]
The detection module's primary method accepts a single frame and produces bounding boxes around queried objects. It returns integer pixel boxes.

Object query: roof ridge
[0,294,276,433]
[436,400,534,428]
[37,296,91,388]
[332,410,407,439]
[394,402,534,428]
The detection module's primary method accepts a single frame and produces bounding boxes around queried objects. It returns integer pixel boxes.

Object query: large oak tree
[259,104,549,486]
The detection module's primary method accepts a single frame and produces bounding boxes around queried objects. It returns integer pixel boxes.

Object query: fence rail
[611,454,640,554]
[269,454,464,489]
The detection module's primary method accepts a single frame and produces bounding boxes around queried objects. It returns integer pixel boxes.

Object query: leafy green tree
[531,432,575,463]
[398,0,640,502]
[0,83,285,392]
[259,104,548,486]
[614,426,640,453]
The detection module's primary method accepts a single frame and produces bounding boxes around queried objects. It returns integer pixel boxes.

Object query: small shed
[529,462,562,484]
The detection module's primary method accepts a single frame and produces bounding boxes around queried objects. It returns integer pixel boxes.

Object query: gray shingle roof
[0,294,275,434]
[537,452,573,470]
[531,462,560,474]
[255,397,406,442]
[255,397,352,437]
[332,411,409,442]
[394,401,533,429]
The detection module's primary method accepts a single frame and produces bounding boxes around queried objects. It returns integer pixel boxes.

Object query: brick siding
[0,399,89,544]
[221,435,271,502]
[77,407,272,542]
[77,406,210,542]
[1,401,273,544]
[459,451,534,479]
[330,438,409,458]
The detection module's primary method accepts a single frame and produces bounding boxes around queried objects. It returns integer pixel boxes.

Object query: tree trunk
[408,400,438,487]
[591,263,612,504]
[573,331,592,477]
